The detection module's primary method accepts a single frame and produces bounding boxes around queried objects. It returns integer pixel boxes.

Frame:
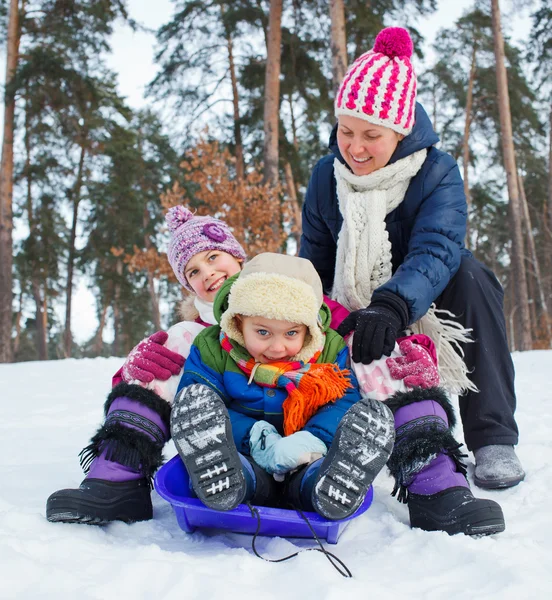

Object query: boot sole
[473,474,525,490]
[411,504,506,536]
[46,483,152,525]
[171,384,246,511]
[409,490,506,536]
[312,398,395,520]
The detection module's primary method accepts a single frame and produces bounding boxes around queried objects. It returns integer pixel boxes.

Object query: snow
[1,351,551,599]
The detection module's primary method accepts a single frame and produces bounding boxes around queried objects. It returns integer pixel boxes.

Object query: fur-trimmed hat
[335,27,416,135]
[219,253,325,363]
[166,206,247,291]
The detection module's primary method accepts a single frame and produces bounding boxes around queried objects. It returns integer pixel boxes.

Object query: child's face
[238,316,308,363]
[185,250,242,302]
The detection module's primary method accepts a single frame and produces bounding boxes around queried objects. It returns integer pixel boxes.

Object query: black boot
[301,397,395,520]
[171,383,247,511]
[408,487,506,536]
[386,387,505,536]
[46,384,170,525]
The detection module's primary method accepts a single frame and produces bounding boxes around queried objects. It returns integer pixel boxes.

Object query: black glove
[337,291,409,365]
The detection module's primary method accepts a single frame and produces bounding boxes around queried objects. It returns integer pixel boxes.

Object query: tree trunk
[518,170,551,344]
[0,0,21,363]
[64,141,87,357]
[226,26,244,183]
[490,0,532,351]
[113,258,123,356]
[93,301,109,356]
[31,281,48,360]
[12,289,22,357]
[288,93,298,149]
[546,102,552,300]
[284,160,301,255]
[462,44,477,250]
[329,0,347,92]
[263,0,283,188]
[548,102,552,237]
[24,89,47,360]
[143,208,161,331]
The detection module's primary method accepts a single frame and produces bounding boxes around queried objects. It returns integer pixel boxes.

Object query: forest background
[0,0,550,363]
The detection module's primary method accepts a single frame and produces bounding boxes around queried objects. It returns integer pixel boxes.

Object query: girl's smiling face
[237,316,307,363]
[184,250,243,302]
[336,114,403,176]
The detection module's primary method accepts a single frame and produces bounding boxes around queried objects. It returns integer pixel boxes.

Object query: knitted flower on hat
[165,206,246,291]
[335,27,417,135]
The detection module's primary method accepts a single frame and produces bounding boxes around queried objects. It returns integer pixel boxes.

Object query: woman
[299,27,524,498]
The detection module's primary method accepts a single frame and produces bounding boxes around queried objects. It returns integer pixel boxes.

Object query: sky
[105,0,533,111]
[0,0,535,344]
[1,348,550,598]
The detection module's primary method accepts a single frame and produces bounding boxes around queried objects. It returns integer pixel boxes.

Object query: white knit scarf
[332,151,477,395]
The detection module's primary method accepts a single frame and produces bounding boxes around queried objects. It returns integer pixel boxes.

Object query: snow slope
[1,351,551,599]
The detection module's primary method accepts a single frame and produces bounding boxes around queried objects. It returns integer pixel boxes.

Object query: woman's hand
[337,305,402,364]
[122,331,186,384]
[337,291,409,365]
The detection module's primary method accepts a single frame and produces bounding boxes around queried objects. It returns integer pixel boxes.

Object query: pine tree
[0,0,20,362]
[490,0,532,350]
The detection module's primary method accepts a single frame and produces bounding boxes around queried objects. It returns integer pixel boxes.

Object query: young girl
[46,206,246,525]
[171,252,396,520]
[171,253,505,534]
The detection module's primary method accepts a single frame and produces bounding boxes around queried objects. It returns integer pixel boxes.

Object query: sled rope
[246,502,353,578]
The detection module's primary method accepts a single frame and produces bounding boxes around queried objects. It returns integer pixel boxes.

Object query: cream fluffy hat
[219,253,325,363]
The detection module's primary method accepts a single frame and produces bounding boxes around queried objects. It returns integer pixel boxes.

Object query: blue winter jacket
[176,277,362,454]
[299,103,471,324]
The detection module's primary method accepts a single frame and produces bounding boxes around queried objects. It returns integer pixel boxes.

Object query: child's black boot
[46,383,170,524]
[387,387,505,536]
[288,397,395,520]
[171,383,249,511]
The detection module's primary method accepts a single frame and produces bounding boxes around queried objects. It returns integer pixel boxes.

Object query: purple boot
[46,383,170,525]
[386,388,505,536]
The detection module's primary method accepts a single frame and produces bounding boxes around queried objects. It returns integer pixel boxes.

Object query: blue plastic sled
[155,455,373,544]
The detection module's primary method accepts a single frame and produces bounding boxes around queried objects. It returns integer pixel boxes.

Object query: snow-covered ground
[1,351,550,599]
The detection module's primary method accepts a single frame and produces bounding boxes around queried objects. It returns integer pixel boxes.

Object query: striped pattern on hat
[335,27,417,136]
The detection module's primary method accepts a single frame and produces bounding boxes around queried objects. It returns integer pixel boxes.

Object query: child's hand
[122,331,186,384]
[249,421,282,473]
[271,431,327,475]
[386,338,439,389]
[250,424,327,475]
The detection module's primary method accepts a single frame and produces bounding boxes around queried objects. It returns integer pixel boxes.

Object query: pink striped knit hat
[335,27,416,135]
[166,206,246,291]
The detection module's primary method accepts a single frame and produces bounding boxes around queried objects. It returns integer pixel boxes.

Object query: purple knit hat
[166,206,246,290]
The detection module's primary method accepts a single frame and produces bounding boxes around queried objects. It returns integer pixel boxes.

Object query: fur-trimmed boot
[286,397,395,520]
[171,383,278,510]
[46,383,170,525]
[386,388,505,536]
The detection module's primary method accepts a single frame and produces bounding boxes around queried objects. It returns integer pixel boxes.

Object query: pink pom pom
[373,27,413,59]
[165,205,194,232]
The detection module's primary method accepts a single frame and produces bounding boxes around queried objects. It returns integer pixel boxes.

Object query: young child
[171,252,396,520]
[46,206,246,525]
[172,252,505,534]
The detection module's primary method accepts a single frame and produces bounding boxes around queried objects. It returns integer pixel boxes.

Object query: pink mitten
[386,338,440,389]
[122,331,186,384]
